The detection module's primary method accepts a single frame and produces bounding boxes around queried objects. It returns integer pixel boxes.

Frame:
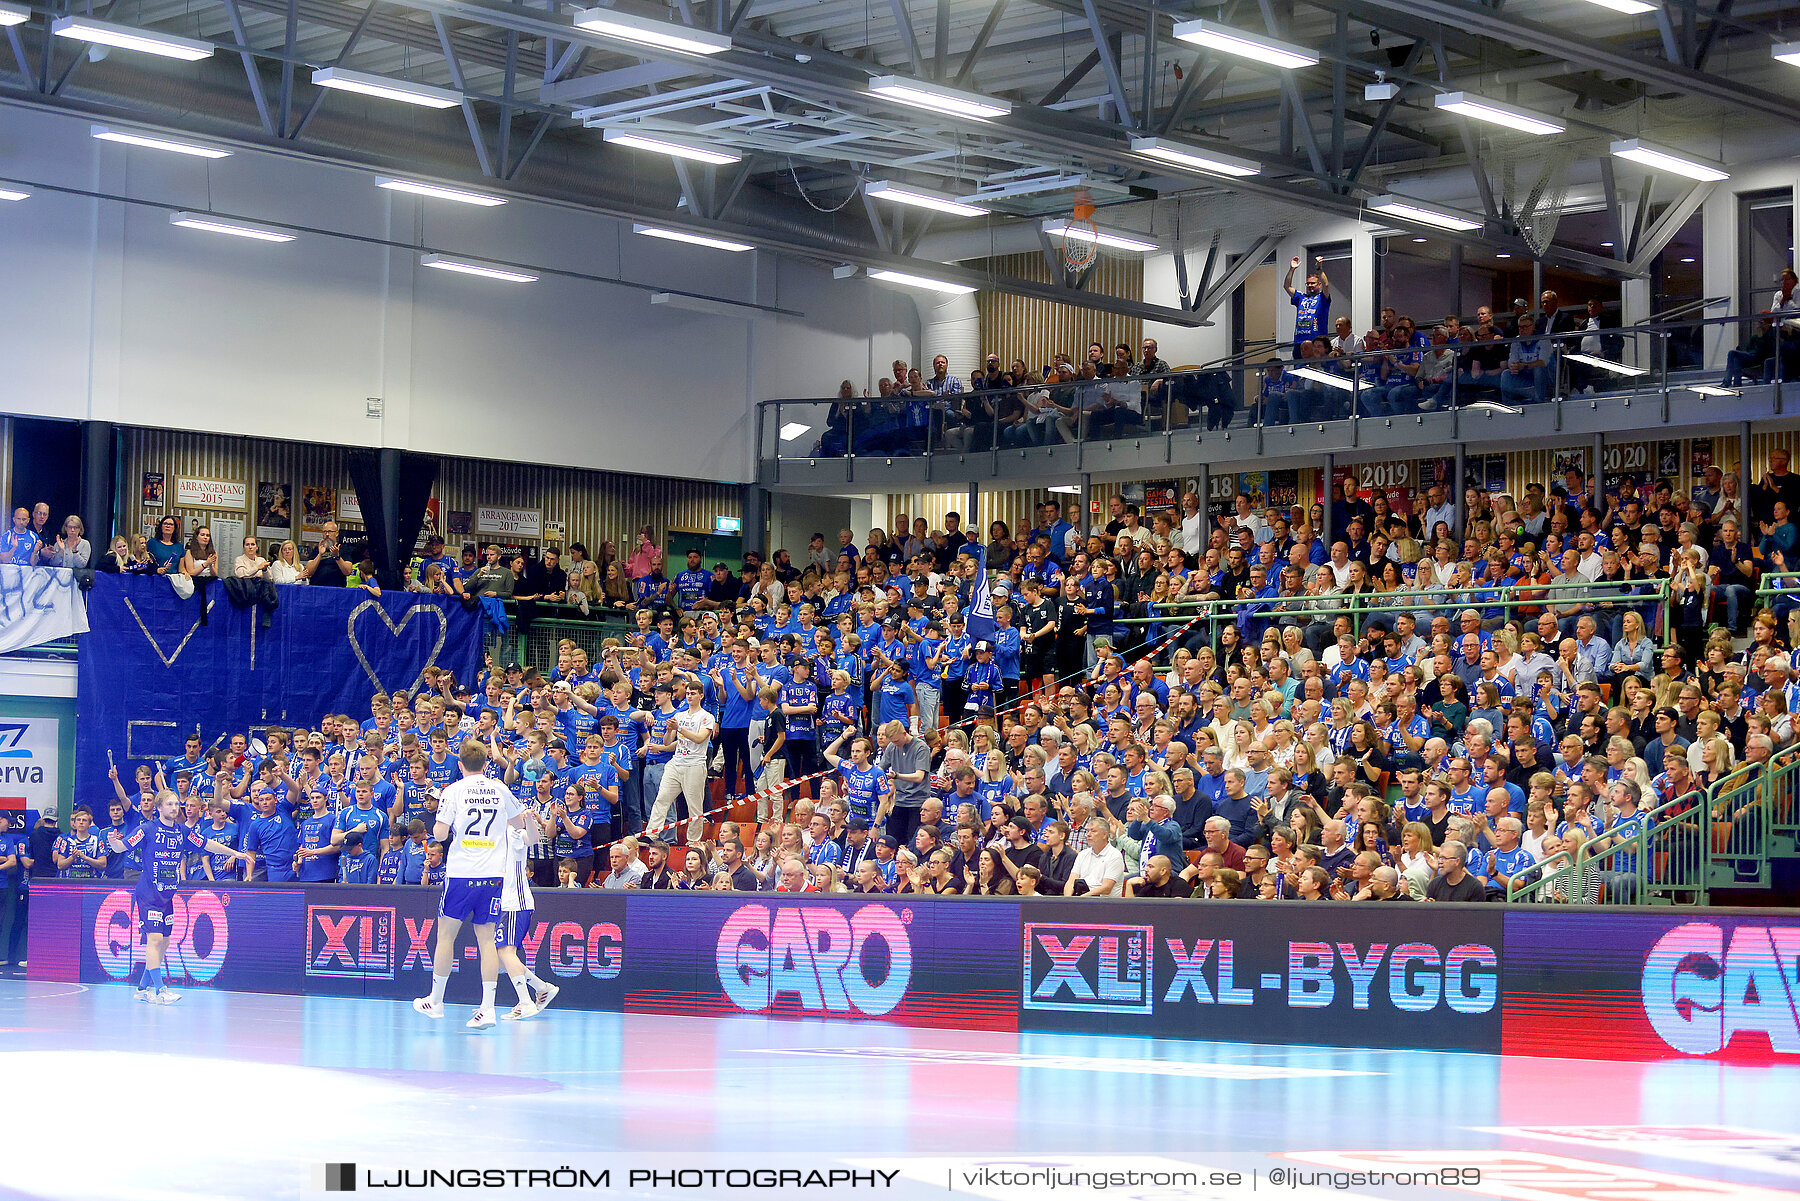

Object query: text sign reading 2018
[1018,902,1503,1050]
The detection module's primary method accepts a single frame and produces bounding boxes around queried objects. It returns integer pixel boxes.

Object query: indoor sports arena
[2,0,1800,1197]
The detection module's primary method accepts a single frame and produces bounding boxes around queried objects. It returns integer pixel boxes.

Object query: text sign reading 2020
[624,893,1020,1030]
[1018,901,1504,1051]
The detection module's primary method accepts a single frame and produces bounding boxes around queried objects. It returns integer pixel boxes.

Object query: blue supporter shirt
[245,810,300,882]
[1291,290,1330,342]
[838,762,885,823]
[993,628,1022,682]
[674,568,710,607]
[780,679,818,742]
[334,803,388,853]
[296,811,340,882]
[123,819,212,891]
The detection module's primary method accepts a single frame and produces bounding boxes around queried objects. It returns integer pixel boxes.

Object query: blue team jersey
[563,761,618,823]
[392,779,431,826]
[819,693,857,745]
[54,832,105,879]
[124,819,211,892]
[993,628,1022,681]
[875,678,915,725]
[552,806,594,859]
[910,638,942,686]
[197,821,238,878]
[780,680,818,741]
[644,706,680,764]
[338,851,379,883]
[838,762,885,823]
[1291,290,1329,340]
[423,753,457,791]
[1488,845,1535,883]
[245,812,300,881]
[334,804,388,852]
[938,635,970,681]
[297,812,341,882]
[674,568,710,606]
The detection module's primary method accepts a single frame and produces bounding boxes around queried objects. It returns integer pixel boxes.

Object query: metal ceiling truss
[0,0,1793,320]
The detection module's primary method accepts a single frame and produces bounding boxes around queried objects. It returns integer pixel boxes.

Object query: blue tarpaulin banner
[76,575,481,802]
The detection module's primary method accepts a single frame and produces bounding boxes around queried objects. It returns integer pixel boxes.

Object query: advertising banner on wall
[0,566,89,655]
[624,893,1020,1030]
[1017,900,1503,1051]
[0,712,59,829]
[1501,910,1800,1063]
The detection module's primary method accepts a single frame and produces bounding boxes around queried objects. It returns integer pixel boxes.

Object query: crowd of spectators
[10,446,1795,933]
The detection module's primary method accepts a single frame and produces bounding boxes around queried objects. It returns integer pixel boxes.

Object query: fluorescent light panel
[866,75,1010,119]
[1129,136,1259,177]
[634,224,755,252]
[778,422,812,441]
[1687,385,1739,397]
[867,269,977,294]
[1433,91,1565,136]
[1564,352,1648,377]
[1040,219,1158,253]
[52,16,214,61]
[1367,195,1483,232]
[572,7,731,55]
[90,124,231,158]
[419,253,537,283]
[0,188,28,202]
[1170,18,1317,69]
[1610,138,1729,182]
[865,180,986,217]
[1776,42,1800,67]
[311,67,461,109]
[1577,0,1654,12]
[1290,367,1355,391]
[1047,485,1081,494]
[0,2,29,28]
[376,178,506,207]
[170,211,295,243]
[601,128,740,164]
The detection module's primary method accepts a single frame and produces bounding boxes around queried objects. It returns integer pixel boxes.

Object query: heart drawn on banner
[346,600,450,696]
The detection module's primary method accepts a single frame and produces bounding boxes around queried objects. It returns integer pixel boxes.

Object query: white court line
[749,1046,1379,1078]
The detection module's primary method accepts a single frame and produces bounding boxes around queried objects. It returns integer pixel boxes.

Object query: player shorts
[495,909,534,950]
[136,886,178,937]
[440,878,502,925]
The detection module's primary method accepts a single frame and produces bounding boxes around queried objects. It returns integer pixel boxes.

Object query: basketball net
[1061,189,1099,271]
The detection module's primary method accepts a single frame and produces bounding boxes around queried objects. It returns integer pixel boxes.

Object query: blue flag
[966,544,998,646]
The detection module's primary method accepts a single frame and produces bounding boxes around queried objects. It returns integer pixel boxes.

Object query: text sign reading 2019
[1018,902,1503,1050]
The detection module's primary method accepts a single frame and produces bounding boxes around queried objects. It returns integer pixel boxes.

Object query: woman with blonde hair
[1398,821,1435,899]
[268,540,302,585]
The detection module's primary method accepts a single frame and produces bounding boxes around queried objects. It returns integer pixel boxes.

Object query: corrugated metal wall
[975,252,1144,378]
[120,428,740,555]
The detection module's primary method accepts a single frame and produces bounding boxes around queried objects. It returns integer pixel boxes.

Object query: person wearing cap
[912,620,945,737]
[870,832,901,888]
[777,656,821,801]
[1644,707,1691,779]
[964,639,1001,716]
[838,816,876,877]
[991,602,1022,709]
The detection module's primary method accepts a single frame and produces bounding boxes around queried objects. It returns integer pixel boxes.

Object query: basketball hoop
[1060,188,1099,271]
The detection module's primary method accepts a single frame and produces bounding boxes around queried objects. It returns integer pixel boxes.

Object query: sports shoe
[533,981,560,1011]
[156,988,182,1004]
[134,988,154,1004]
[467,1008,497,1030]
[412,996,444,1019]
[502,998,540,1021]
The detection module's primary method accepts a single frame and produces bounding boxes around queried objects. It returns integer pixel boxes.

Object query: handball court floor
[4,978,1798,1201]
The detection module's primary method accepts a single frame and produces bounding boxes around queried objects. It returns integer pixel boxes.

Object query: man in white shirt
[413,743,529,1030]
[1179,492,1205,566]
[1230,494,1269,543]
[1065,816,1124,897]
[648,679,718,844]
[1422,485,1456,541]
[1326,542,1354,589]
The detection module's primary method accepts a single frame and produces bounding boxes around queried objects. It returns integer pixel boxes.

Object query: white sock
[511,974,531,1004]
[525,971,548,990]
[429,973,450,1006]
[481,981,497,1012]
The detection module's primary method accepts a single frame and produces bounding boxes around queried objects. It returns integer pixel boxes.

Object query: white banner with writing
[0,565,90,654]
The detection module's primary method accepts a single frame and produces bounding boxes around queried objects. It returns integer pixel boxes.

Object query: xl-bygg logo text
[93,888,230,983]
[1024,925,1499,1016]
[1643,921,1800,1056]
[307,905,396,980]
[716,903,912,1015]
[1024,923,1154,1014]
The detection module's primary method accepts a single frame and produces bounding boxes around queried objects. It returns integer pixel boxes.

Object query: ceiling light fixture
[778,422,813,441]
[1046,485,1082,495]
[866,75,1011,119]
[1687,385,1739,397]
[1367,195,1483,232]
[90,124,232,158]
[1463,399,1524,416]
[169,211,296,243]
[419,254,538,283]
[1610,138,1729,182]
[1129,136,1259,177]
[0,2,31,27]
[0,188,28,202]
[865,180,987,217]
[312,67,461,109]
[1433,91,1565,136]
[51,16,214,61]
[1564,352,1648,377]
[601,128,741,164]
[1171,18,1318,69]
[376,178,506,207]
[1775,42,1800,66]
[1040,219,1158,253]
[1290,367,1355,391]
[571,7,731,55]
[867,269,977,294]
[652,292,762,317]
[1576,0,1654,13]
[634,223,755,252]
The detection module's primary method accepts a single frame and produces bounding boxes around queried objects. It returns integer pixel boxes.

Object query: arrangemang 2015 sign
[27,883,1800,1061]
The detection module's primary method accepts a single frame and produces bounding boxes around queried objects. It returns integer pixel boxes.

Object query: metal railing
[759,308,1796,470]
